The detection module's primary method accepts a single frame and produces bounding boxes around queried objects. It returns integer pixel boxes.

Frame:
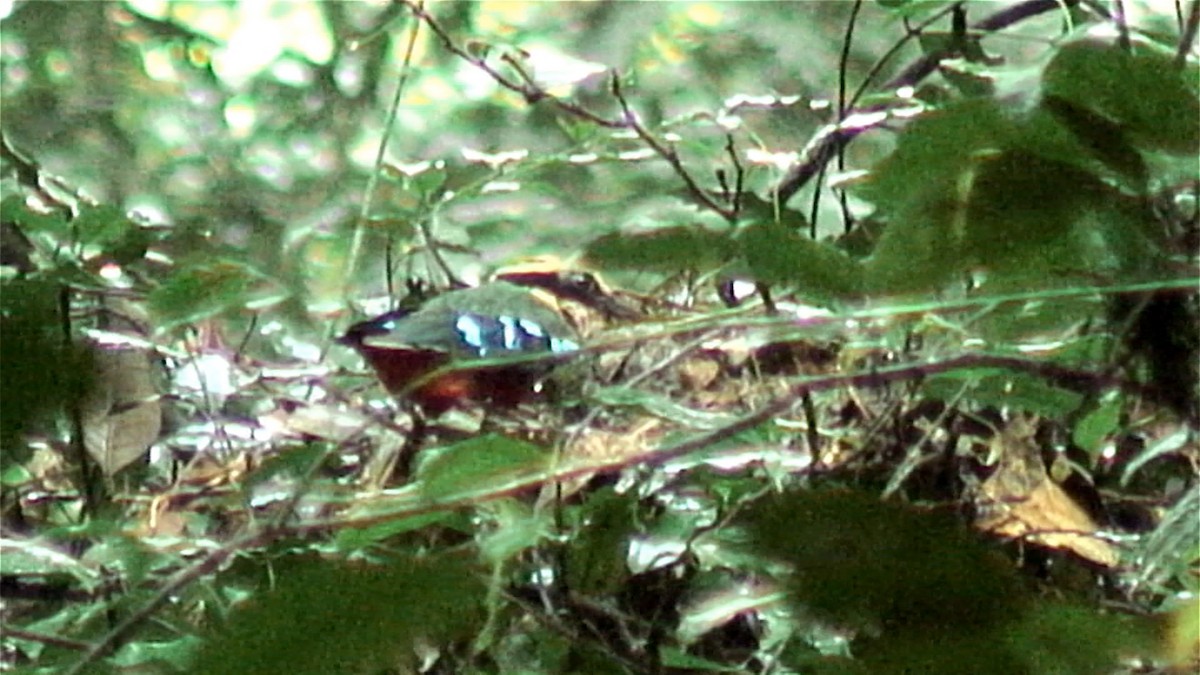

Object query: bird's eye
[565,271,601,293]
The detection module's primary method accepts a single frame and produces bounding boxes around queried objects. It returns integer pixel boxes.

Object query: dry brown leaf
[539,418,663,504]
[81,346,162,475]
[975,416,1119,567]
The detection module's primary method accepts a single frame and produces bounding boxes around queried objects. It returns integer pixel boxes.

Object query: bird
[338,281,582,414]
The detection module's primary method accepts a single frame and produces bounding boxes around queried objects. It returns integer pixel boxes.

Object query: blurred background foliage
[2,0,1198,673]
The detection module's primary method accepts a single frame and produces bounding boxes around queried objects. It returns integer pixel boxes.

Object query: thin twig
[64,528,279,675]
[610,76,737,224]
[1177,0,1200,69]
[775,0,1086,206]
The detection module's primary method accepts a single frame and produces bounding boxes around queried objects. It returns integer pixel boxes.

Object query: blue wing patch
[452,312,578,357]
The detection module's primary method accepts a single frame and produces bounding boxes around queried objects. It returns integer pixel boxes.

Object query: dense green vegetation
[2,1,1197,673]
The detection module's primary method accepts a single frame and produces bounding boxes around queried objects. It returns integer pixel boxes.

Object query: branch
[774,0,1085,206]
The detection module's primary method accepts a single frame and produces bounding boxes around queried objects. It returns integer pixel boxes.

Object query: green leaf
[1,193,69,236]
[189,554,484,675]
[148,257,288,331]
[862,193,966,294]
[961,151,1088,271]
[857,98,1011,219]
[111,635,203,671]
[922,368,1083,417]
[858,99,1018,294]
[591,385,739,430]
[1037,95,1148,194]
[71,203,135,250]
[1072,394,1122,456]
[1003,600,1157,673]
[565,489,638,595]
[334,511,462,552]
[417,433,549,502]
[874,0,960,22]
[583,225,736,273]
[1042,38,1200,156]
[739,489,1023,630]
[477,498,552,564]
[737,220,863,301]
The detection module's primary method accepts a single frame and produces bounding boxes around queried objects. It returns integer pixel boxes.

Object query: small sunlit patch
[723,93,801,110]
[271,57,313,87]
[223,96,257,139]
[628,535,688,574]
[44,50,71,82]
[685,3,723,27]
[142,45,178,81]
[128,201,169,226]
[839,110,889,131]
[891,103,927,119]
[896,84,916,99]
[650,32,686,66]
[724,279,758,305]
[481,181,520,194]
[1015,339,1069,355]
[187,43,211,68]
[384,159,437,178]
[98,263,124,283]
[568,153,598,164]
[524,46,606,95]
[618,149,657,161]
[461,147,529,168]
[174,352,238,405]
[714,110,742,131]
[745,148,799,172]
[826,169,870,190]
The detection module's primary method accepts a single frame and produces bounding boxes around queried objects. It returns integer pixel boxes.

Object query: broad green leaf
[111,635,203,671]
[71,203,137,251]
[737,220,863,301]
[1003,600,1157,673]
[477,498,552,564]
[922,368,1083,417]
[739,489,1023,630]
[334,511,464,552]
[1072,394,1122,457]
[961,151,1087,270]
[0,193,69,237]
[148,257,288,331]
[417,433,549,502]
[1042,38,1200,156]
[583,225,735,273]
[857,98,1011,218]
[858,99,1017,294]
[189,554,484,675]
[862,194,966,294]
[565,489,638,595]
[1037,95,1148,194]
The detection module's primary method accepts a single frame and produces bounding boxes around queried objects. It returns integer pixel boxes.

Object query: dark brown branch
[610,76,738,224]
[774,0,1085,206]
[402,0,625,129]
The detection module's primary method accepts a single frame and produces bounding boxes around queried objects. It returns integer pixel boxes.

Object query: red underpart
[355,345,546,415]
